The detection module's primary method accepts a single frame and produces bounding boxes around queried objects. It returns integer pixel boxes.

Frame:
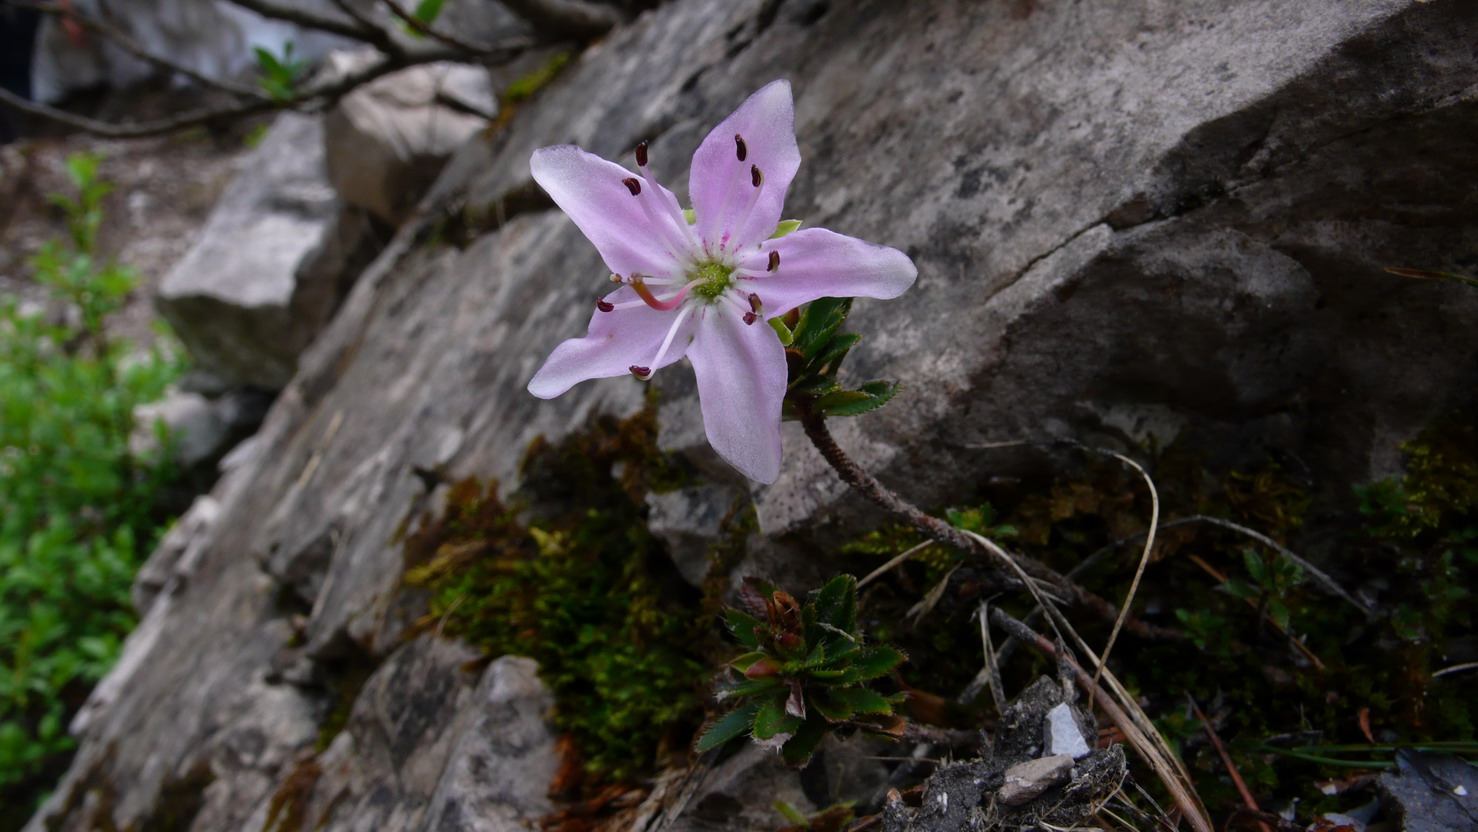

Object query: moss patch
[402,402,707,784]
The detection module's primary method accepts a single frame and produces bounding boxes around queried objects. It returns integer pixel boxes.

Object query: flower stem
[797,407,1177,641]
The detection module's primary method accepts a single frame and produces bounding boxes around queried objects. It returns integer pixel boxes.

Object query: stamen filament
[647,305,696,370]
[637,153,701,257]
[723,165,765,252]
[630,277,701,311]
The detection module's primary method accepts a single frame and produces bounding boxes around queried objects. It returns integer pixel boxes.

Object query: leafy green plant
[254,42,306,103]
[0,153,183,821]
[779,297,902,420]
[698,574,907,766]
[1221,548,1304,630]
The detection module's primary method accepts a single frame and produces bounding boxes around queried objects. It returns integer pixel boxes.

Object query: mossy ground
[835,417,1477,821]
[401,400,709,786]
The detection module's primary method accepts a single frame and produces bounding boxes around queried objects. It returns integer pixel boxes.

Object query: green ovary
[690,261,735,302]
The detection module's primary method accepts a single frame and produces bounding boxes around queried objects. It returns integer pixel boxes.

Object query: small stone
[998,754,1074,807]
[1044,701,1092,760]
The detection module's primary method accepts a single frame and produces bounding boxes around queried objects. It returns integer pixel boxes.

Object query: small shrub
[0,153,183,822]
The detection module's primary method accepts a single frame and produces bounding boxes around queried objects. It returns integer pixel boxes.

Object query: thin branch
[7,0,267,98]
[379,0,494,54]
[797,409,1179,640]
[497,0,625,40]
[0,35,535,138]
[1188,695,1271,832]
[223,0,379,42]
[323,0,407,57]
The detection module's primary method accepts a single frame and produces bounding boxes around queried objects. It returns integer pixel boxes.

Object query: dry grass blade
[1171,515,1368,617]
[963,601,1009,713]
[907,564,959,623]
[1089,451,1158,704]
[992,607,1212,832]
[858,539,934,588]
[959,529,1211,832]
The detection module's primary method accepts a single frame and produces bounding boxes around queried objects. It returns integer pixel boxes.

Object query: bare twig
[379,0,493,54]
[1189,696,1271,832]
[224,0,380,42]
[0,34,534,138]
[497,0,625,40]
[324,0,406,57]
[7,0,265,98]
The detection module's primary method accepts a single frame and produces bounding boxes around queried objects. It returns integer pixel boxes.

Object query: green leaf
[848,647,906,681]
[811,689,855,722]
[696,702,761,751]
[717,677,785,700]
[795,297,852,360]
[1221,579,1259,600]
[729,651,768,672]
[753,693,802,740]
[832,687,894,715]
[812,332,861,372]
[725,609,763,647]
[816,381,901,417]
[412,0,447,24]
[769,219,802,239]
[812,574,857,636]
[780,714,829,767]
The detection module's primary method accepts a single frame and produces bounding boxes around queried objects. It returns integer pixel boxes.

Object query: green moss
[402,401,705,784]
[502,52,572,106]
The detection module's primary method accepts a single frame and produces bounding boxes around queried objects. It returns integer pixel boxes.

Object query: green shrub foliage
[0,154,182,820]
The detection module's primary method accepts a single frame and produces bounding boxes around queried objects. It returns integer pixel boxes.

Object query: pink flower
[527,80,916,484]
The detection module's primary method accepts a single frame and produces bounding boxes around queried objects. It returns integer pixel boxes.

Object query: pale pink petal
[689,80,801,254]
[737,228,918,318]
[685,306,787,484]
[528,287,696,398]
[531,145,685,278]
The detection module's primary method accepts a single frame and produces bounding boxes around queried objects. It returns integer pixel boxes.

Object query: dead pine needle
[1089,450,1159,705]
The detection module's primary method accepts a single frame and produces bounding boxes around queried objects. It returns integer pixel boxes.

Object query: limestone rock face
[155,113,378,391]
[323,54,498,225]
[27,1,1478,831]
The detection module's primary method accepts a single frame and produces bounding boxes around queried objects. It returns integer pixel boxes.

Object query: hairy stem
[797,407,1178,640]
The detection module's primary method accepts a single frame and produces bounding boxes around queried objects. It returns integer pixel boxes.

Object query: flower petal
[686,305,787,484]
[528,287,696,398]
[739,228,918,318]
[531,145,685,278]
[690,80,801,254]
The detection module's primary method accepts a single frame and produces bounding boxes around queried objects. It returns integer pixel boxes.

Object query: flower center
[689,261,735,302]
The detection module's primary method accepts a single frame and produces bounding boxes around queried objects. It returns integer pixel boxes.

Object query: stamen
[622,177,642,196]
[635,151,701,257]
[629,277,701,311]
[735,134,747,162]
[596,296,615,312]
[748,293,763,314]
[767,251,780,272]
[722,165,765,251]
[743,312,757,325]
[630,365,652,379]
[646,305,695,370]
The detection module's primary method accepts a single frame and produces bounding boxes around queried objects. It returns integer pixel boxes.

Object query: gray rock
[29,1,1478,830]
[156,113,375,391]
[997,754,1073,806]
[131,390,228,471]
[323,53,497,225]
[1044,702,1092,760]
[647,483,739,586]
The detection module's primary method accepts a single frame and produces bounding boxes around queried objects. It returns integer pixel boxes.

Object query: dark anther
[630,365,652,378]
[596,297,615,312]
[635,141,649,167]
[622,177,642,196]
[735,134,748,162]
[767,250,780,272]
[748,293,763,313]
[751,165,763,188]
[743,312,757,325]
